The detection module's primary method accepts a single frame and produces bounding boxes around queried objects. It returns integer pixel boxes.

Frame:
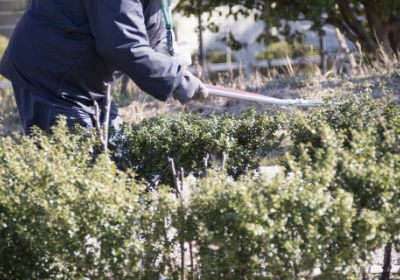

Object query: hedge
[1,94,400,279]
[113,109,285,189]
[0,124,154,279]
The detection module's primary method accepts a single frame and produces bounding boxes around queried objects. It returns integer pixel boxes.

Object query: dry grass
[1,46,400,133]
[0,86,22,135]
[118,54,400,125]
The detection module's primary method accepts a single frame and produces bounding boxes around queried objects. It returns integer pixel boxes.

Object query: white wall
[173,6,354,65]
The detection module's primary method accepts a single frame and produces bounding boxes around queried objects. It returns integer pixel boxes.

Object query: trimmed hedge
[0,124,153,279]
[114,109,285,188]
[1,94,400,278]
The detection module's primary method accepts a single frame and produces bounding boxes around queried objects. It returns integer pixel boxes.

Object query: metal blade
[205,84,342,107]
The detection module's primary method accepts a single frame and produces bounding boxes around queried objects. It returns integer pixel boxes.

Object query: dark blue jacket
[0,0,183,110]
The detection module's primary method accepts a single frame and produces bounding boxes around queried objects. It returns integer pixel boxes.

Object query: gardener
[0,0,208,135]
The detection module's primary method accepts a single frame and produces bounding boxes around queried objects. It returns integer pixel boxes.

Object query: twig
[381,242,392,280]
[168,157,180,198]
[202,153,209,178]
[180,166,186,279]
[221,151,227,172]
[285,54,295,76]
[103,84,112,148]
[181,240,185,280]
[93,101,101,132]
[164,217,175,275]
[189,242,194,280]
[93,83,112,159]
[180,167,184,193]
[334,28,357,71]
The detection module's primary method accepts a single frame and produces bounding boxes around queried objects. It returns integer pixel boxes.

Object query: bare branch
[93,85,111,165]
[181,240,185,280]
[381,243,392,280]
[189,243,194,280]
[93,101,101,132]
[326,12,362,43]
[164,217,175,274]
[335,27,357,70]
[202,153,209,178]
[180,167,184,192]
[326,15,371,53]
[168,157,181,198]
[339,0,379,51]
[221,151,227,172]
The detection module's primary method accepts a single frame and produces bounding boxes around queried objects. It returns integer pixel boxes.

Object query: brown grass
[118,54,400,125]
[1,46,400,134]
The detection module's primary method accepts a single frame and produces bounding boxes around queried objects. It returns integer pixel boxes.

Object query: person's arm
[83,0,183,101]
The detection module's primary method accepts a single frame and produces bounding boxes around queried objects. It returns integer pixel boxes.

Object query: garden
[2,86,400,278]
[2,2,400,277]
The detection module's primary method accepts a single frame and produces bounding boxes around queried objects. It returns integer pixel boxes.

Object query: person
[0,0,208,135]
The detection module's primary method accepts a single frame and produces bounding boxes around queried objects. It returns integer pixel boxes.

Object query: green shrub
[175,117,398,279]
[2,96,400,279]
[206,49,237,64]
[114,110,285,188]
[177,169,356,279]
[280,94,400,275]
[255,41,320,60]
[0,121,171,279]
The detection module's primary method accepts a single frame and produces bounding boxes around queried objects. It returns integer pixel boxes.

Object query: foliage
[285,93,400,166]
[178,168,357,279]
[282,94,400,266]
[0,121,170,279]
[2,95,400,278]
[175,98,400,278]
[206,49,237,64]
[175,0,400,56]
[113,110,285,189]
[255,41,320,60]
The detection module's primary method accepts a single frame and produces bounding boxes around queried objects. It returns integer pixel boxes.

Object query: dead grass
[118,58,400,125]
[1,47,400,133]
[0,86,22,135]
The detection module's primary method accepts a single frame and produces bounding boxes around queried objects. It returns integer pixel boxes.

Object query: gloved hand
[172,71,209,105]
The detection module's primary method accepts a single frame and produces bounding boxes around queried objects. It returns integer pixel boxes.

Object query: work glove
[172,71,209,105]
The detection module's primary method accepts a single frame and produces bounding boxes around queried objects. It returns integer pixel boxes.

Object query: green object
[160,0,173,30]
[113,109,285,188]
[3,93,400,278]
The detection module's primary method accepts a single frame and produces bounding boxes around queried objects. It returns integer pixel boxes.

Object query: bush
[175,169,355,279]
[206,49,237,64]
[280,94,400,275]
[172,105,400,278]
[0,121,169,279]
[114,110,285,189]
[255,41,320,60]
[2,95,400,279]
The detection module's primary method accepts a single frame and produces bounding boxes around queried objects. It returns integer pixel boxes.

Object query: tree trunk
[326,1,400,57]
[381,243,392,280]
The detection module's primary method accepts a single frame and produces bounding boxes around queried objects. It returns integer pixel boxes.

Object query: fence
[0,0,29,38]
[175,8,354,77]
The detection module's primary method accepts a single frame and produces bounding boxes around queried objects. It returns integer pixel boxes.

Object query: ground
[117,64,400,125]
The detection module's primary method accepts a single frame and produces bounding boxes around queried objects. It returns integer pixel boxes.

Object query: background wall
[0,0,29,38]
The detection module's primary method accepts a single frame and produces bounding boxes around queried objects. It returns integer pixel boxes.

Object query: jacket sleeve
[83,0,183,101]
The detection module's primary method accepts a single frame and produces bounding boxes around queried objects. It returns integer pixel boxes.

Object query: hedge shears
[204,84,342,107]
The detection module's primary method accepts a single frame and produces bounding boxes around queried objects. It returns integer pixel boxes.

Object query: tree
[175,0,400,57]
